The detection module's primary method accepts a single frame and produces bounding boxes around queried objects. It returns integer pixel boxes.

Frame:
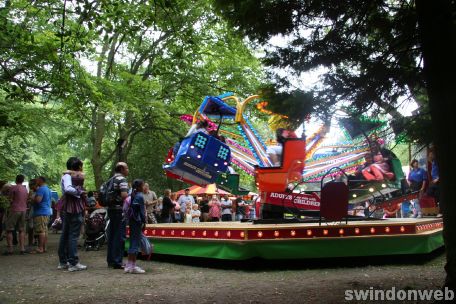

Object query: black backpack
[99,176,117,207]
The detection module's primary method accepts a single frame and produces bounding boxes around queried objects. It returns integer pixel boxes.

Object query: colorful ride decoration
[166,92,409,220]
[163,131,231,186]
[133,218,443,260]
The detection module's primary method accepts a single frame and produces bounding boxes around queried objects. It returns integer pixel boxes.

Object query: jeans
[221,214,232,222]
[161,214,172,223]
[128,220,141,255]
[107,209,126,266]
[412,199,422,217]
[58,212,83,266]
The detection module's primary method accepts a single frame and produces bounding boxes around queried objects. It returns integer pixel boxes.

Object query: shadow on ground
[148,246,446,271]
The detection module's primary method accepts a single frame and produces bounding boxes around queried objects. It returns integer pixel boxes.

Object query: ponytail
[131,179,144,201]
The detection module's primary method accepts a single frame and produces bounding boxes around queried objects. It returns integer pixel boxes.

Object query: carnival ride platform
[128,218,443,260]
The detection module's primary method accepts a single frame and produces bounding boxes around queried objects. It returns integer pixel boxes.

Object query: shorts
[33,216,49,234]
[5,211,26,232]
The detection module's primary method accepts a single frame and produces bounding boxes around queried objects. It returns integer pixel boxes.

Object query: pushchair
[84,208,108,251]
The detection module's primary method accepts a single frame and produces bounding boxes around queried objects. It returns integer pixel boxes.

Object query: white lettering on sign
[183,162,212,179]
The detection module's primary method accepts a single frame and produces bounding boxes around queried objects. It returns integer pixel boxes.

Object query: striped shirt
[61,171,85,214]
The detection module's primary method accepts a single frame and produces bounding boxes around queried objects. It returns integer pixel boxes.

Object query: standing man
[220,195,233,222]
[235,196,246,221]
[160,189,175,223]
[3,174,28,255]
[32,176,52,253]
[177,188,194,222]
[58,157,87,271]
[107,162,129,269]
[143,183,158,224]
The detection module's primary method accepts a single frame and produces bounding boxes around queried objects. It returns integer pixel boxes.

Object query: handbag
[139,233,153,256]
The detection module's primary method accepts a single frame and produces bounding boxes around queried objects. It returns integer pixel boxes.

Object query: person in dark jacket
[125,179,146,274]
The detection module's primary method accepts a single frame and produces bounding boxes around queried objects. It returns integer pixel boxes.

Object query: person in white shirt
[177,189,195,222]
[266,128,297,166]
[184,207,192,223]
[185,120,209,137]
[220,195,232,222]
[191,204,201,223]
[266,128,287,166]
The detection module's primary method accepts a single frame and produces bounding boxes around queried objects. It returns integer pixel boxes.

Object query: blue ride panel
[163,132,231,186]
[199,96,236,119]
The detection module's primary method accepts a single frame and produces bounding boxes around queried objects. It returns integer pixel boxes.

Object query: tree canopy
[0,0,266,191]
[214,0,433,143]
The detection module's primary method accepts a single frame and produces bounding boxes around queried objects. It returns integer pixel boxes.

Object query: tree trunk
[91,111,107,189]
[416,0,456,290]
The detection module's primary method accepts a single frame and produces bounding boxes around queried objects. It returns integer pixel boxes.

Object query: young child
[191,204,201,223]
[184,207,192,223]
[125,179,146,274]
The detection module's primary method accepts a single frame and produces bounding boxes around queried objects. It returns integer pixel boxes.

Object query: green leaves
[0,0,267,190]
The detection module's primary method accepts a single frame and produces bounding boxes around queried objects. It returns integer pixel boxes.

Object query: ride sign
[265,192,320,210]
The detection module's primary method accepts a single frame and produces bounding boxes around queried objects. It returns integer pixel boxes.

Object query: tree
[215,0,434,142]
[1,0,266,190]
[415,0,456,289]
[215,0,456,288]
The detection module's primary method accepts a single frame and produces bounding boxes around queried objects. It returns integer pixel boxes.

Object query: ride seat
[319,181,349,223]
[254,139,306,192]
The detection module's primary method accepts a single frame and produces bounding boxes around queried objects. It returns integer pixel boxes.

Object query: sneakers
[125,266,146,274]
[57,263,69,270]
[68,263,87,272]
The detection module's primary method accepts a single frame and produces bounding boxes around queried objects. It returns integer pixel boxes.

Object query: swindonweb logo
[345,287,454,301]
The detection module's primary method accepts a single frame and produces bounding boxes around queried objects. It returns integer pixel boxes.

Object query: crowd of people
[0,175,53,256]
[140,187,255,225]
[0,157,257,275]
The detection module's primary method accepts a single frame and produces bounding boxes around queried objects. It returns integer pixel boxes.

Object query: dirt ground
[0,233,447,304]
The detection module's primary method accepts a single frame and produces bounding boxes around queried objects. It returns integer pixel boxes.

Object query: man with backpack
[106,162,129,269]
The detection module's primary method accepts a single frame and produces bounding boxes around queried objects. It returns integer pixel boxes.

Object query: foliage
[214,0,432,143]
[0,0,266,191]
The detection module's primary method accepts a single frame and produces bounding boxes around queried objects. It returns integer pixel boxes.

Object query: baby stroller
[84,208,108,251]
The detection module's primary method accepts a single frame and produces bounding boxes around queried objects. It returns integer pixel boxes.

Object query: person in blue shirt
[407,159,428,218]
[33,176,52,253]
[427,150,440,206]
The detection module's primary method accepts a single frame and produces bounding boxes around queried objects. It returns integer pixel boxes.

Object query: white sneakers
[125,266,146,274]
[57,263,69,270]
[68,263,88,272]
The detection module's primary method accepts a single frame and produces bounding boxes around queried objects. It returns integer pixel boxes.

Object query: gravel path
[0,233,446,303]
